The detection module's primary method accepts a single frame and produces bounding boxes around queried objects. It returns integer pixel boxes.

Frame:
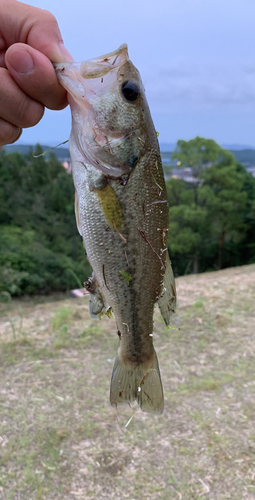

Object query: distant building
[62,160,72,173]
[247,166,255,177]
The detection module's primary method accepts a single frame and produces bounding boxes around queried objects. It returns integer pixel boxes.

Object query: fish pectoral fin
[110,349,164,414]
[158,251,176,326]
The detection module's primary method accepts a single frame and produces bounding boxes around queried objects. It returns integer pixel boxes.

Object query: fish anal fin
[110,348,164,414]
[158,251,176,326]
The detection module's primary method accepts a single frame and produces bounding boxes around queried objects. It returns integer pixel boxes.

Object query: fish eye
[121,80,140,102]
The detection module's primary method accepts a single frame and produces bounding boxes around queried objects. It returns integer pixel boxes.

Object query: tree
[0,147,91,296]
[172,136,234,177]
[202,162,247,269]
[167,137,251,272]
[166,178,210,274]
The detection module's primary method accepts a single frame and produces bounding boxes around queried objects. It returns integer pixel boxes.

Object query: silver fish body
[55,45,176,413]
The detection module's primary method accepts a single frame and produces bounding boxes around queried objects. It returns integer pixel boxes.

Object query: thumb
[6,43,69,110]
[0,0,74,63]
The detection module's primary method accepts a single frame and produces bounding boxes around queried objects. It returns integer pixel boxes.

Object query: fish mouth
[53,44,129,79]
[81,44,129,79]
[54,44,140,179]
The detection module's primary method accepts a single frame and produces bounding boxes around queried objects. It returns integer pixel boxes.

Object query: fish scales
[74,149,168,357]
[54,44,176,414]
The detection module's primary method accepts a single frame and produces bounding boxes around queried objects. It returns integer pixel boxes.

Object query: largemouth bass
[54,45,176,414]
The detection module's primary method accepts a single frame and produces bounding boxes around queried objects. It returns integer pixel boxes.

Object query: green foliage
[167,137,255,274]
[0,145,91,296]
[1,138,255,294]
[172,136,234,178]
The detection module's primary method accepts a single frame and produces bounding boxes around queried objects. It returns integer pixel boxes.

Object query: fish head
[54,45,155,178]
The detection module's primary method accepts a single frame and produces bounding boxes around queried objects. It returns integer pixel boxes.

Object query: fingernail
[0,128,22,148]
[58,43,74,62]
[12,128,23,144]
[48,42,74,64]
[8,49,35,75]
[59,42,74,62]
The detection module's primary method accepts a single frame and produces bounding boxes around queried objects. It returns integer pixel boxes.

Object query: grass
[51,306,72,330]
[0,264,255,499]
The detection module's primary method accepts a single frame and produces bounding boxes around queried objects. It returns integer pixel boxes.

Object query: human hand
[0,0,73,149]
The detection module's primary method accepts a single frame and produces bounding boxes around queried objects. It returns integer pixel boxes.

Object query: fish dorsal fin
[75,189,82,236]
[158,252,176,325]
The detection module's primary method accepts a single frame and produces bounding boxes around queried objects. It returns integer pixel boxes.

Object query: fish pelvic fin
[158,251,176,325]
[110,348,164,414]
[88,292,109,320]
[84,274,111,320]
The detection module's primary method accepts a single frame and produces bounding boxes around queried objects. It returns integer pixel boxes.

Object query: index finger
[0,0,73,64]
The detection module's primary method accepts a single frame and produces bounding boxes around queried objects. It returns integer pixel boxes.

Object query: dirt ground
[0,264,255,500]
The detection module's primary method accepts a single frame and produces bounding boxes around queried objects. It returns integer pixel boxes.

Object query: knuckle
[41,9,59,30]
[41,9,58,24]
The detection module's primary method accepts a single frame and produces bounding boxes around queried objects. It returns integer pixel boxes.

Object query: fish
[54,44,176,414]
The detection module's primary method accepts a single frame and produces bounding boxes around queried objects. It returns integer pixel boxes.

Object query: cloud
[142,60,255,110]
[242,63,255,74]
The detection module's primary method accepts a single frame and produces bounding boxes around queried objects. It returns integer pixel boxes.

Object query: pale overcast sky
[17,0,255,147]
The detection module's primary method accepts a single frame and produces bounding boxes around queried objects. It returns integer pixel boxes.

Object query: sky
[16,0,255,148]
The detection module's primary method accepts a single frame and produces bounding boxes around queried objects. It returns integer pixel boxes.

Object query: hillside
[0,264,254,499]
[229,148,255,166]
[3,143,255,168]
[162,148,255,168]
[1,144,70,162]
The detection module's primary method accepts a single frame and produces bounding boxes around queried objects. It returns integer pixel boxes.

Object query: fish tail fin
[110,348,164,414]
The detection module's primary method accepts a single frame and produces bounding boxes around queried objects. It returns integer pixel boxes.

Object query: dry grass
[0,264,255,499]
